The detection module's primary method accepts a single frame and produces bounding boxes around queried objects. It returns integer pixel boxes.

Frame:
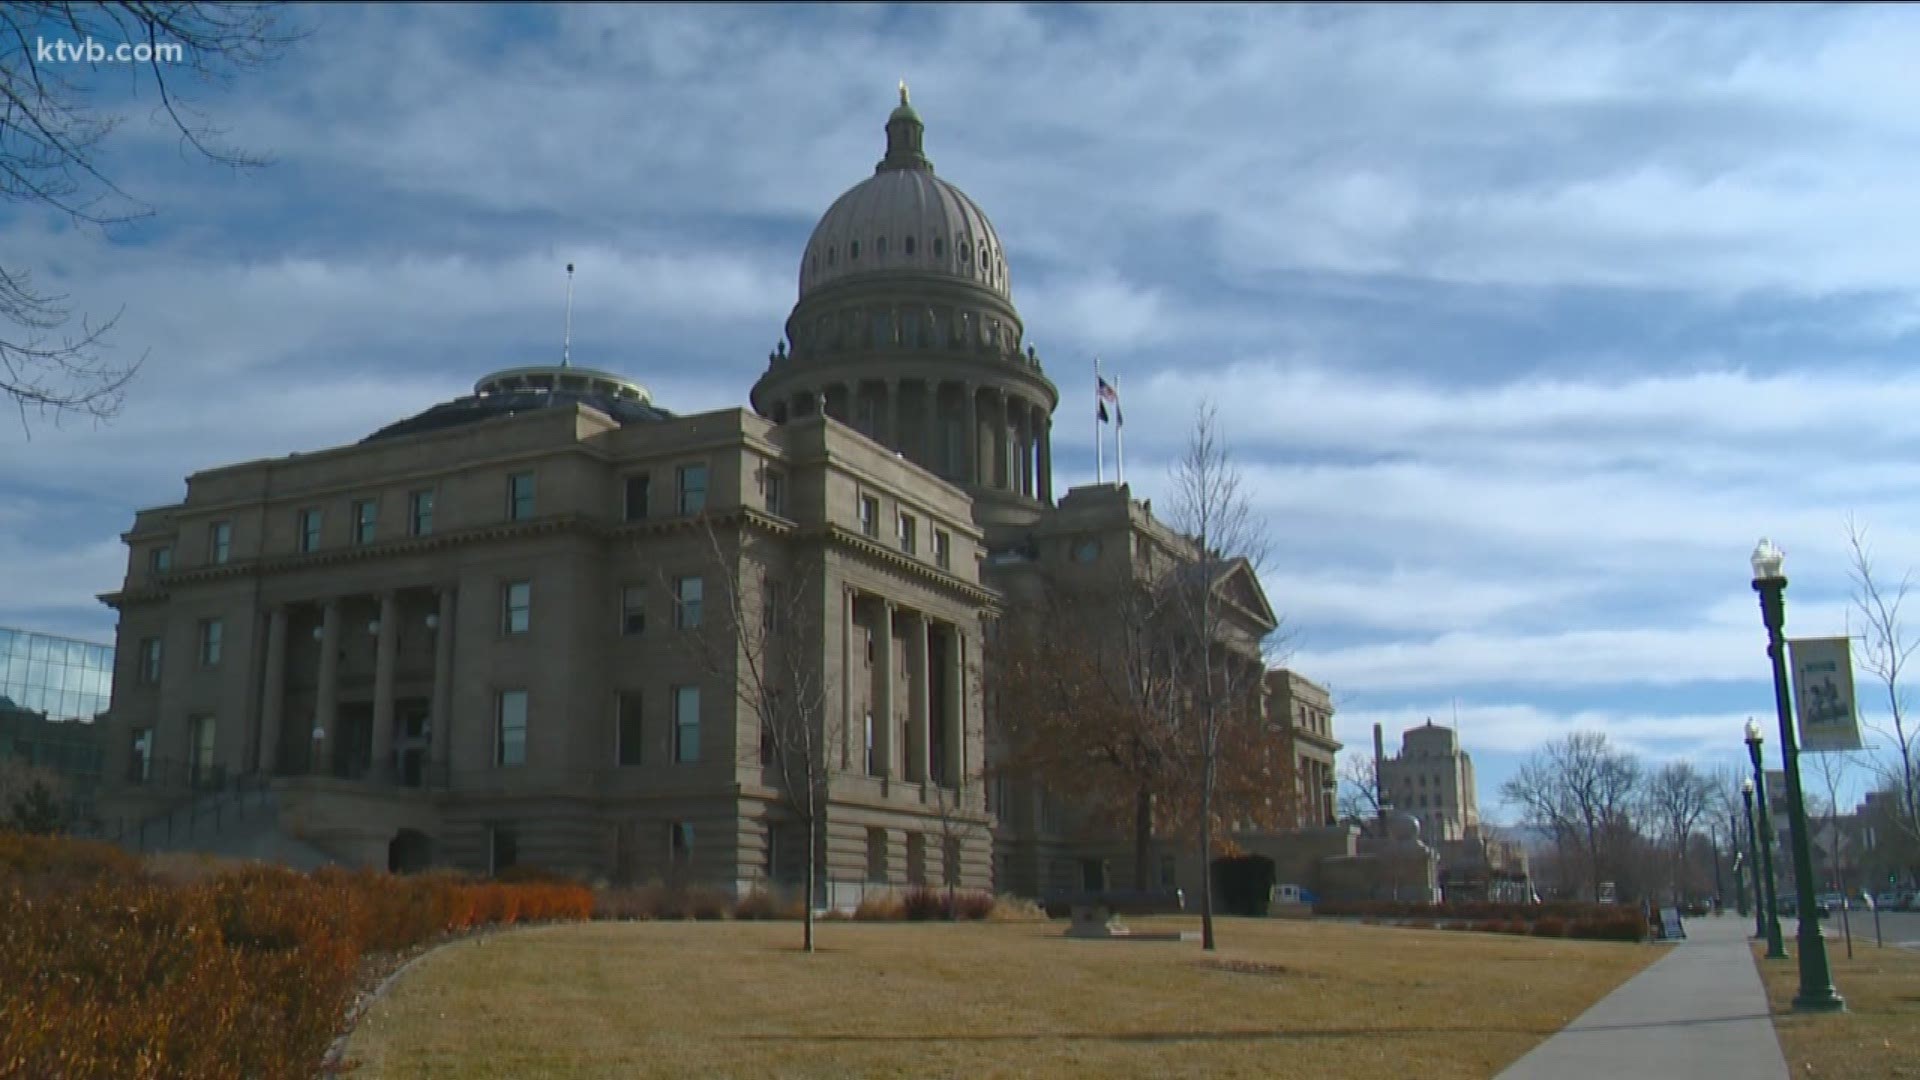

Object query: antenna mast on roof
[562,262,575,368]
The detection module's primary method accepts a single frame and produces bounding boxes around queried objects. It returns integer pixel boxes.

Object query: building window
[866,827,887,883]
[669,821,694,867]
[932,529,950,570]
[675,576,703,629]
[508,472,536,521]
[489,824,518,875]
[617,692,644,766]
[764,469,785,516]
[139,637,162,684]
[864,711,876,775]
[352,499,378,545]
[677,464,708,515]
[859,495,879,538]
[199,619,223,667]
[129,727,153,783]
[624,473,650,522]
[850,239,860,261]
[904,235,916,256]
[208,522,231,565]
[502,581,531,635]
[876,235,887,257]
[897,512,917,555]
[189,715,216,787]
[620,585,645,636]
[496,690,528,766]
[906,833,927,886]
[409,490,434,537]
[150,545,173,573]
[933,236,945,259]
[298,509,322,553]
[673,686,700,763]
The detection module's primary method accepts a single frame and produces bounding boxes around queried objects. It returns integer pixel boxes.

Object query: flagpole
[1094,356,1104,484]
[1115,373,1125,485]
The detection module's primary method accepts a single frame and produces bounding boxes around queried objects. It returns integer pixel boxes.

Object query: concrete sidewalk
[1495,916,1788,1080]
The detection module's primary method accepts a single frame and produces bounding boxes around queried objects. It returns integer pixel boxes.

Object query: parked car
[1816,892,1846,916]
[1873,891,1899,909]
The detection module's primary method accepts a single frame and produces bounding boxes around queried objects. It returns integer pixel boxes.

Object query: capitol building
[95,91,1327,897]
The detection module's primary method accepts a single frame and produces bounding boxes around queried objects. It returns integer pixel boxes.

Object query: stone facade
[1378,720,1480,843]
[93,90,1312,899]
[1266,669,1339,827]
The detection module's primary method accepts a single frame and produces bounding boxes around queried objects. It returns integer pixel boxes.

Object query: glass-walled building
[0,626,114,722]
[0,627,113,827]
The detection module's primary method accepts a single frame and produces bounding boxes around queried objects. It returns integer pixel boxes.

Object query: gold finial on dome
[899,80,909,106]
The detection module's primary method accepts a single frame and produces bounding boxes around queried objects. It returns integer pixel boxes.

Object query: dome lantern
[879,80,931,173]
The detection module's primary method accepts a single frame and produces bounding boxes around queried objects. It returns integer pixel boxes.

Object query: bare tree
[1641,760,1718,903]
[1500,732,1643,903]
[1,3,297,432]
[1846,518,1920,861]
[675,514,835,952]
[991,562,1184,891]
[1164,400,1275,952]
[1337,750,1380,823]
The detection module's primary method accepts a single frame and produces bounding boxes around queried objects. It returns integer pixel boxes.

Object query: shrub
[853,892,906,921]
[954,890,997,921]
[0,833,594,1080]
[1532,916,1568,938]
[732,889,804,920]
[902,886,946,921]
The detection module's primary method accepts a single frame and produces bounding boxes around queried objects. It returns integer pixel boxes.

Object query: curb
[319,922,567,1077]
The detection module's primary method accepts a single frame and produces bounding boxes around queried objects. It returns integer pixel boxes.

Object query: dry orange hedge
[0,832,593,1080]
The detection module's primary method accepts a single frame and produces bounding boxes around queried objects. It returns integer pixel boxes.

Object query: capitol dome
[797,86,1010,302]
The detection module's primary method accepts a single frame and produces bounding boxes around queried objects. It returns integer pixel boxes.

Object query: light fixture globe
[1745,717,1762,744]
[1751,538,1786,582]
[1742,777,1755,794]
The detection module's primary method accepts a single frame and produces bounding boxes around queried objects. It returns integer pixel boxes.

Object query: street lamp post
[1741,774,1780,954]
[1751,539,1845,1012]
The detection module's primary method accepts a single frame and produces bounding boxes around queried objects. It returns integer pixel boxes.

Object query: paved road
[1756,906,1920,949]
[1495,917,1787,1080]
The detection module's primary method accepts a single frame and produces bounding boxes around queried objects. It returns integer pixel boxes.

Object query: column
[257,605,288,775]
[962,383,979,485]
[942,626,965,788]
[370,591,399,782]
[840,588,855,771]
[429,585,456,780]
[910,612,931,784]
[991,390,1009,490]
[313,599,340,776]
[874,600,895,779]
[1020,408,1035,496]
[1039,415,1053,505]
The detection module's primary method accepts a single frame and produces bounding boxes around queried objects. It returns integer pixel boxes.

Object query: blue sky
[3,3,1916,821]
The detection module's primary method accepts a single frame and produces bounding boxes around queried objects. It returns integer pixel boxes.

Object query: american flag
[1096,376,1122,425]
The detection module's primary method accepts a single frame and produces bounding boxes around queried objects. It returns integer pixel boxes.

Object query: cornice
[114,509,999,611]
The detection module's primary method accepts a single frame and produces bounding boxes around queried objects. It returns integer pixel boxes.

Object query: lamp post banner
[1789,636,1861,752]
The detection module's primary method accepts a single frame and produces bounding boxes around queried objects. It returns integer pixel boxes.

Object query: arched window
[811,255,819,275]
[933,236,945,258]
[978,243,987,271]
[960,241,971,263]
[827,246,836,267]
[850,240,860,260]
[904,236,916,256]
[876,236,887,257]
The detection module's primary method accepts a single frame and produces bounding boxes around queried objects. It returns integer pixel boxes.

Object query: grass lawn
[1755,937,1920,1079]
[343,916,1657,1079]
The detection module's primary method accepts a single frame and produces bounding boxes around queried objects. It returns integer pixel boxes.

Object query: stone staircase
[101,783,343,872]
